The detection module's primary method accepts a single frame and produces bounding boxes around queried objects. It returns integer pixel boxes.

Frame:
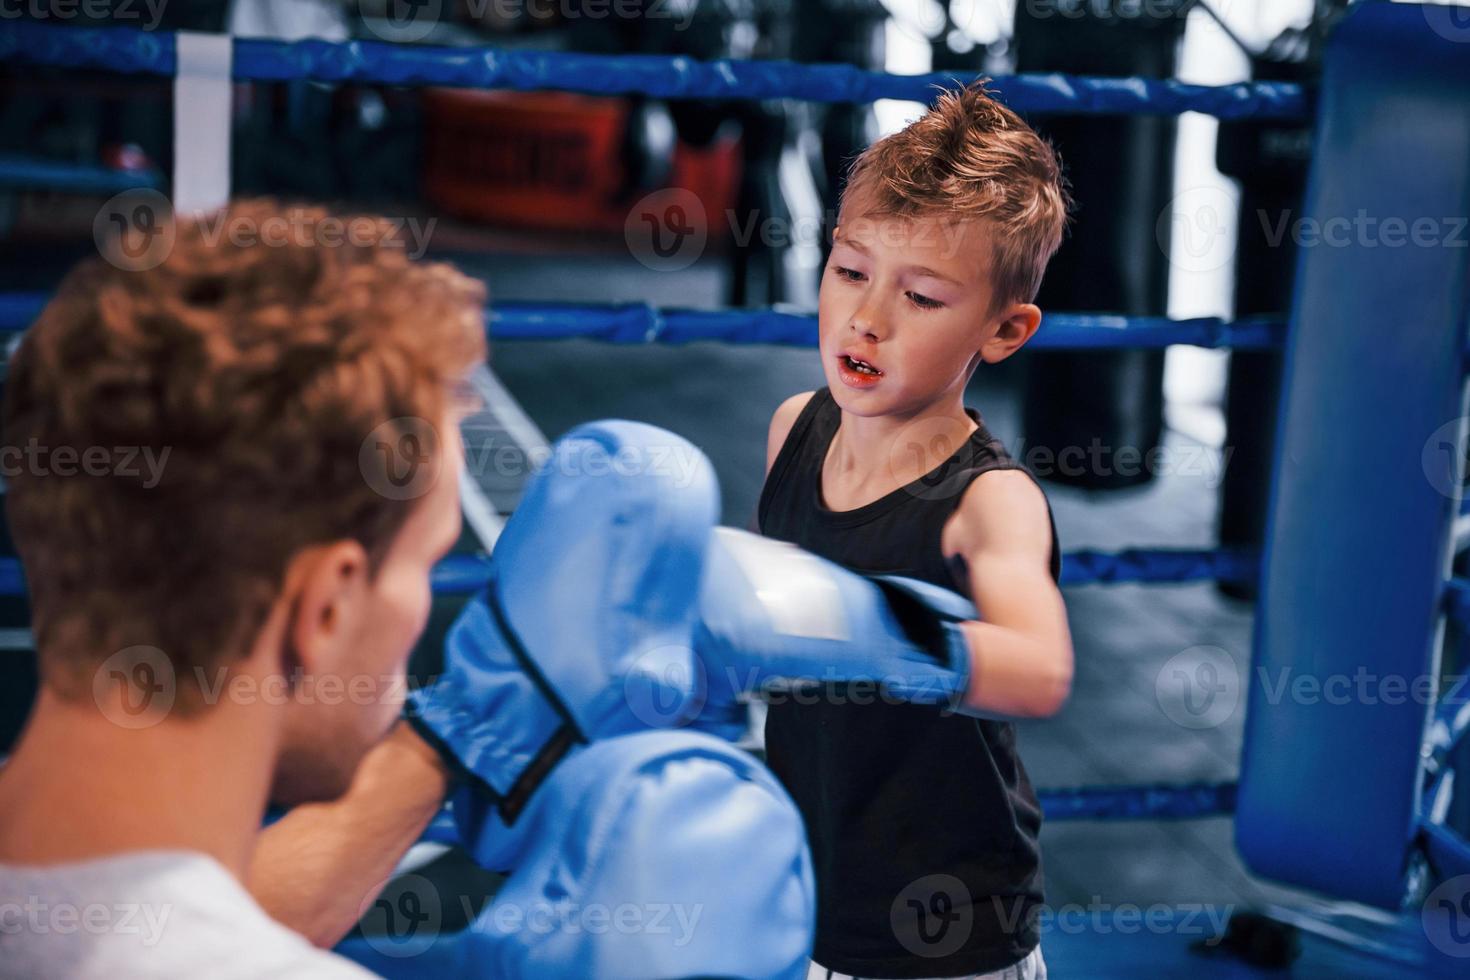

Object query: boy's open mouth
[840,354,882,377]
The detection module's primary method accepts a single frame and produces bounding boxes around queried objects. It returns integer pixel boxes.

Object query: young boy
[758,83,1074,979]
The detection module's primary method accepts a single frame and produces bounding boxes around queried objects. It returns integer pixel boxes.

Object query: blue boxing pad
[408,420,718,824]
[453,730,815,979]
[691,527,978,733]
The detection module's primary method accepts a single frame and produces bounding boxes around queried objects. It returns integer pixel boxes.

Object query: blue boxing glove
[452,730,815,980]
[406,420,717,826]
[691,527,978,732]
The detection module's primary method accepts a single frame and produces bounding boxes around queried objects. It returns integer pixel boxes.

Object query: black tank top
[758,387,1060,978]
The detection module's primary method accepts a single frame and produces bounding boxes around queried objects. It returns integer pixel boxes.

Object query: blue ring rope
[487,305,1286,351]
[1060,548,1258,587]
[0,154,162,194]
[0,293,1286,351]
[0,22,1311,120]
[418,779,1239,846]
[0,547,1255,599]
[1038,780,1237,821]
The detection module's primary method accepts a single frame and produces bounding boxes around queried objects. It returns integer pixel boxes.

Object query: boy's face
[819,213,1026,418]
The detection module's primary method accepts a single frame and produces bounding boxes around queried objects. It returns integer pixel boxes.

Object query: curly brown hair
[4,199,486,706]
[840,80,1071,313]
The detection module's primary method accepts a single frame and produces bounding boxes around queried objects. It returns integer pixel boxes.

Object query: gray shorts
[806,943,1048,980]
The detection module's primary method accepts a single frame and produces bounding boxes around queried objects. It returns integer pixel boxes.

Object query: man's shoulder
[0,850,376,980]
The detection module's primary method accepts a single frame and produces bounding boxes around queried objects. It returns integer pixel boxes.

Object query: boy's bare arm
[941,471,1074,718]
[765,391,815,475]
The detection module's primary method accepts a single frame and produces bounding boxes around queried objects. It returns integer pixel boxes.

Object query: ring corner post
[1236,2,1470,910]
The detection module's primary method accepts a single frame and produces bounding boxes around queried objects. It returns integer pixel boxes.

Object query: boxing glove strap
[404,573,589,825]
[482,572,589,822]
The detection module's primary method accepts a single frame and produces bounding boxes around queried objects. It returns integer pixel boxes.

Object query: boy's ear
[979,303,1043,364]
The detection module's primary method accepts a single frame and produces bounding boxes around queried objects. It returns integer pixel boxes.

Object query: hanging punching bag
[1014,2,1186,490]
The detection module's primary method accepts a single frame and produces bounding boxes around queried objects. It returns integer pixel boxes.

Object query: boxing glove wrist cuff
[405,579,588,825]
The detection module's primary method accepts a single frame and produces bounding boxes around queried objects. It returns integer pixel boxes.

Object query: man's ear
[285,540,372,678]
[979,303,1043,364]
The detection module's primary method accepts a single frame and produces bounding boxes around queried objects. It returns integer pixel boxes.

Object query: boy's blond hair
[840,81,1071,312]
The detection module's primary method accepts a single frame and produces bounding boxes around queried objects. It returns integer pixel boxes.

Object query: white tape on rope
[172,32,233,215]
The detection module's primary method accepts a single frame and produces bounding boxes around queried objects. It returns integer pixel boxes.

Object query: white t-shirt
[0,850,376,979]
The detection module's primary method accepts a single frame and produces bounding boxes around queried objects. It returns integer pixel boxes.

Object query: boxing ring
[2,3,1469,975]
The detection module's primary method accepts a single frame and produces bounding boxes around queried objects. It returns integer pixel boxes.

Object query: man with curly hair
[0,200,484,976]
